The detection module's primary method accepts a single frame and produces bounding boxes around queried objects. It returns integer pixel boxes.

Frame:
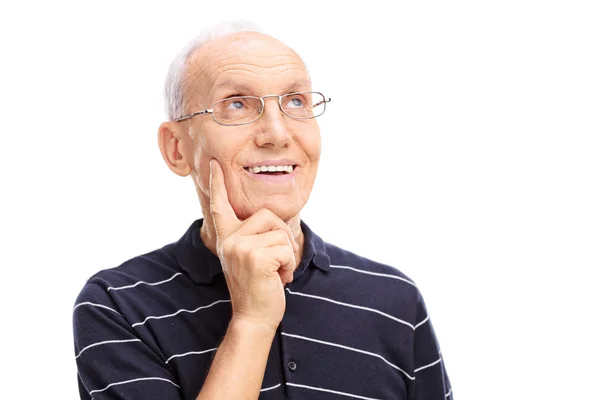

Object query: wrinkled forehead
[184,33,310,107]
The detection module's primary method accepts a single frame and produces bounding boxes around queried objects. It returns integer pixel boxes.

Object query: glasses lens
[281,92,326,119]
[213,97,263,125]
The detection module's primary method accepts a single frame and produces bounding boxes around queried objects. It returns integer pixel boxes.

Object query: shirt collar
[175,218,330,285]
[295,219,331,277]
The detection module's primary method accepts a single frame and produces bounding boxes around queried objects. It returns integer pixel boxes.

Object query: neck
[198,197,305,269]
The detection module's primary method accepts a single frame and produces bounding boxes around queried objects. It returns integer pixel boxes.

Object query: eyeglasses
[174,91,331,126]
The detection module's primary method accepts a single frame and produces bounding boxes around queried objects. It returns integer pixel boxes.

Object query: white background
[1,0,599,398]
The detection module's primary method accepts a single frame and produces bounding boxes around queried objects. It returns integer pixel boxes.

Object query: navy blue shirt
[73,219,452,399]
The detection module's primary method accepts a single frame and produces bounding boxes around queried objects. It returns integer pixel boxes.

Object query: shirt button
[288,361,297,371]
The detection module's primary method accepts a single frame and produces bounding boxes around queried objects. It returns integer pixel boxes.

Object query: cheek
[191,128,247,195]
[303,124,322,162]
[192,156,212,198]
[297,126,321,193]
[188,129,219,196]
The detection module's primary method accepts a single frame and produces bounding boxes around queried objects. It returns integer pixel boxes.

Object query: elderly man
[73,22,452,400]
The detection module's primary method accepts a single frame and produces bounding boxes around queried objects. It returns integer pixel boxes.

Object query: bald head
[182,32,310,115]
[164,22,311,121]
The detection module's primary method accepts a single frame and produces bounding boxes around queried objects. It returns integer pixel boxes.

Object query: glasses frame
[174,91,331,126]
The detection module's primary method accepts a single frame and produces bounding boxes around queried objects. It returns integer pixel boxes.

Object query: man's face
[182,33,321,221]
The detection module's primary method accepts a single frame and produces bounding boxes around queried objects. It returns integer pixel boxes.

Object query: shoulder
[325,242,414,282]
[79,219,206,293]
[82,243,181,292]
[73,242,185,322]
[72,240,208,347]
[323,241,422,305]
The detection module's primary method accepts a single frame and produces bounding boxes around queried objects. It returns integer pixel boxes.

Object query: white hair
[164,20,263,121]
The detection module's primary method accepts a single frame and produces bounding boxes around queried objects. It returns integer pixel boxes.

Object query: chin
[236,198,303,222]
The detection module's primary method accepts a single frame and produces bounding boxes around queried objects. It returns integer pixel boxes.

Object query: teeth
[246,165,295,174]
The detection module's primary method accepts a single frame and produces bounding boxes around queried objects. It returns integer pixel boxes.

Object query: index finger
[209,159,240,239]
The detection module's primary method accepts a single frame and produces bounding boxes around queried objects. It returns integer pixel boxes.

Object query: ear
[158,121,193,177]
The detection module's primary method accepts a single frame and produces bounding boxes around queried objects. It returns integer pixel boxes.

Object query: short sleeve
[411,290,453,399]
[73,282,184,399]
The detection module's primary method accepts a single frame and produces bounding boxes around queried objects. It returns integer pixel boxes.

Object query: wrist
[229,316,278,338]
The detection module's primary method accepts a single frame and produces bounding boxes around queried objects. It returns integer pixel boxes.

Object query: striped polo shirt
[73,219,452,399]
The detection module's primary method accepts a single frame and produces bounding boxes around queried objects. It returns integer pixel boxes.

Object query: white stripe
[286,383,382,400]
[446,388,453,397]
[415,315,430,329]
[165,348,218,363]
[260,383,281,392]
[329,265,416,287]
[285,288,415,330]
[282,333,414,380]
[76,339,141,359]
[131,299,231,328]
[89,377,180,395]
[73,302,122,316]
[107,272,183,291]
[414,357,442,373]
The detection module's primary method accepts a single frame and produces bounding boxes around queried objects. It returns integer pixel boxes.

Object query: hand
[209,159,299,330]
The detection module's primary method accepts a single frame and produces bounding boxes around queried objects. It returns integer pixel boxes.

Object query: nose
[255,96,290,149]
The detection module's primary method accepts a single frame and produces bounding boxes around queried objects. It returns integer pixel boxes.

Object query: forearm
[196,318,276,400]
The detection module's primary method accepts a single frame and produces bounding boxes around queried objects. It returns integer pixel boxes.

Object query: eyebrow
[214,80,253,92]
[212,79,312,96]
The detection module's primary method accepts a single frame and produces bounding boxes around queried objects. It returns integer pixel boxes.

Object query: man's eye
[287,97,304,108]
[229,100,244,109]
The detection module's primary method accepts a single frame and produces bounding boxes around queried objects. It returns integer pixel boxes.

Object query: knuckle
[247,248,263,265]
[236,240,252,256]
[220,236,238,257]
[218,239,230,255]
[275,230,289,244]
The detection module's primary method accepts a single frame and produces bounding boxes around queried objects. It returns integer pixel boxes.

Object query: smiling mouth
[244,165,296,175]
